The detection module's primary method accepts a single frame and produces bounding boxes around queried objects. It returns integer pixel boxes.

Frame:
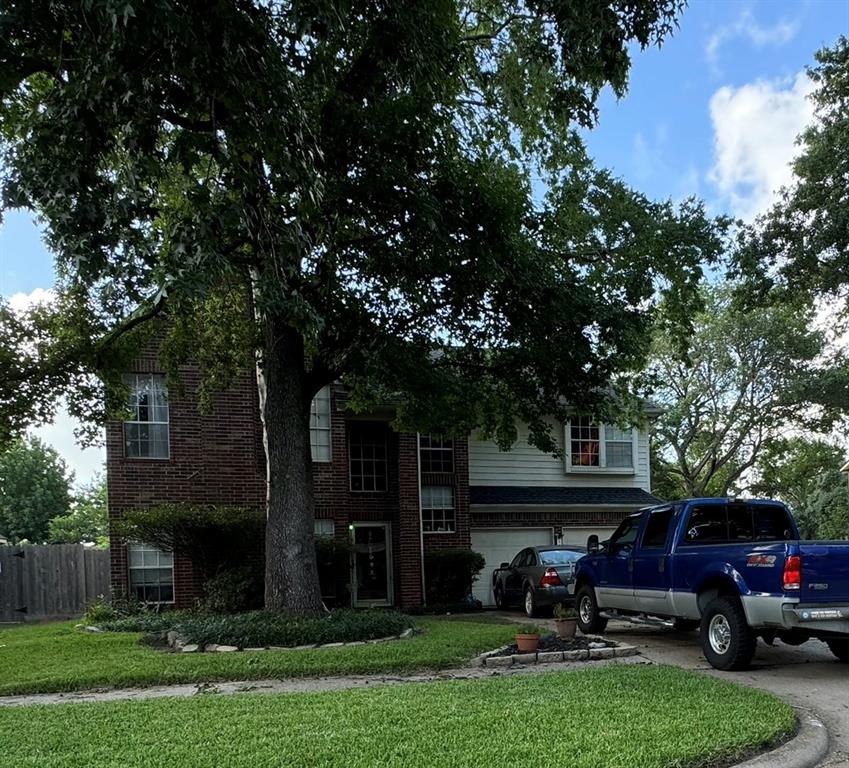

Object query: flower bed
[477,632,637,667]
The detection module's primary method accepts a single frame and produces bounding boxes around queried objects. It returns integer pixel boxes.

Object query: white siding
[468,418,651,492]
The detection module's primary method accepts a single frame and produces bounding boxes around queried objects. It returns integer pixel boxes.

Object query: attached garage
[561,526,617,548]
[471,527,553,606]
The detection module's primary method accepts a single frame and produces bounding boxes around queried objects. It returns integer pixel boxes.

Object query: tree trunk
[262,317,324,614]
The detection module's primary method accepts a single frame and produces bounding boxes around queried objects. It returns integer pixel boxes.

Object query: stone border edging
[731,712,828,768]
[475,642,639,667]
[170,627,415,653]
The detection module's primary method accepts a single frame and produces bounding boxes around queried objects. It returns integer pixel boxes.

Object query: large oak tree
[0,1,725,612]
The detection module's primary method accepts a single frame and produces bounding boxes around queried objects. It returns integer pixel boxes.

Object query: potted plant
[514,624,540,653]
[553,603,578,640]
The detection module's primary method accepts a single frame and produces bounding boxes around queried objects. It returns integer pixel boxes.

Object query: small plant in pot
[514,624,540,652]
[553,603,579,640]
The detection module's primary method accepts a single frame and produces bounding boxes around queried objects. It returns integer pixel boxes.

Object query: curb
[733,711,828,768]
[476,642,639,667]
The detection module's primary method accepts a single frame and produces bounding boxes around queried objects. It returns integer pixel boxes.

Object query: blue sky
[1,0,847,483]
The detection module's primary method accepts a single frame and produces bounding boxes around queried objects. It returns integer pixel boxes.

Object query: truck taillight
[540,567,562,587]
[783,555,802,591]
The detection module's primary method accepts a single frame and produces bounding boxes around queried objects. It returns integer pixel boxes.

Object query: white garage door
[471,528,553,606]
[561,526,617,548]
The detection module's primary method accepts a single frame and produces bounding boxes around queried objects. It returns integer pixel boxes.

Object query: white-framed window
[128,543,174,603]
[419,435,454,473]
[566,417,635,472]
[123,374,169,459]
[314,518,335,538]
[310,386,332,462]
[349,425,388,492]
[421,486,455,533]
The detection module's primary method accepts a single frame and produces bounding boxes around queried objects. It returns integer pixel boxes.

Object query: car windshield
[539,549,584,565]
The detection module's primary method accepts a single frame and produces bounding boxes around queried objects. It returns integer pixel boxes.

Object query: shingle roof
[469,486,661,506]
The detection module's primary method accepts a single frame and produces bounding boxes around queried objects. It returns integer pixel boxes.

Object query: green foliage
[82,597,121,625]
[199,566,264,615]
[553,603,577,620]
[151,609,413,649]
[650,283,833,497]
[97,611,196,634]
[115,504,263,577]
[49,472,108,546]
[0,666,794,768]
[0,617,516,696]
[424,548,485,604]
[0,436,72,543]
[752,438,849,539]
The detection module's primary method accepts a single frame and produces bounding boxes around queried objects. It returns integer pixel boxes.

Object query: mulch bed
[490,633,615,657]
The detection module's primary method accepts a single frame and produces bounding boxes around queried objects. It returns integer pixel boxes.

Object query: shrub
[200,565,264,614]
[96,610,196,634]
[167,609,414,649]
[424,548,485,604]
[83,593,146,624]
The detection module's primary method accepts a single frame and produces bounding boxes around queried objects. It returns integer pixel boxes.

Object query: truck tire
[826,639,849,662]
[524,586,537,618]
[700,597,756,671]
[576,585,608,634]
[672,618,700,632]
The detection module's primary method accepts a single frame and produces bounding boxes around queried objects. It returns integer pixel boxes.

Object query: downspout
[416,432,426,606]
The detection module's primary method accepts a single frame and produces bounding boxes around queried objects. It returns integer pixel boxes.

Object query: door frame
[350,521,394,608]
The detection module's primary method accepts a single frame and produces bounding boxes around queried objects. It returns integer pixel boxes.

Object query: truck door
[597,512,643,610]
[633,506,676,614]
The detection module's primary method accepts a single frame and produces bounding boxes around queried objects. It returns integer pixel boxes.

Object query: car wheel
[494,587,506,610]
[672,618,700,632]
[700,597,756,671]
[826,638,849,662]
[576,585,608,634]
[524,587,537,618]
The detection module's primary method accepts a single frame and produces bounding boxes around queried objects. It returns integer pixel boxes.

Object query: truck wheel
[826,639,849,662]
[576,585,608,634]
[672,618,700,632]
[700,597,756,671]
[524,587,537,618]
[494,587,506,610]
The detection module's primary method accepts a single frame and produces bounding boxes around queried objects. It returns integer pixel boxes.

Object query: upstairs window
[310,386,332,462]
[567,417,634,471]
[421,486,455,533]
[349,425,388,492]
[124,374,169,459]
[419,435,454,473]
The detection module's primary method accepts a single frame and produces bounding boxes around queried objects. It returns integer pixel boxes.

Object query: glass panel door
[351,523,393,606]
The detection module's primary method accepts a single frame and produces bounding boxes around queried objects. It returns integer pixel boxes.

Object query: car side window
[525,550,537,567]
[609,514,642,551]
[642,508,674,549]
[510,549,526,569]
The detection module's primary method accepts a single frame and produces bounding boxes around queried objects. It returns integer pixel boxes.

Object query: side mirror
[500,562,509,569]
[587,535,599,554]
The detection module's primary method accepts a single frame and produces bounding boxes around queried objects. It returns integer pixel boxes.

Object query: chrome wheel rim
[708,614,732,655]
[579,595,593,625]
[525,590,533,616]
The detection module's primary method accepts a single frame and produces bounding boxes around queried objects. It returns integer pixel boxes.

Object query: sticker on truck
[746,554,777,568]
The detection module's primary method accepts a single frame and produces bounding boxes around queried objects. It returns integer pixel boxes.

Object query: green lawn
[0,616,517,695]
[0,666,794,768]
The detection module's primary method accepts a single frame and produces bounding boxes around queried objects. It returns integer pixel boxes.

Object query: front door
[351,523,393,607]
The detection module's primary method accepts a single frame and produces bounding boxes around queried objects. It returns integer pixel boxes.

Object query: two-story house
[107,352,659,611]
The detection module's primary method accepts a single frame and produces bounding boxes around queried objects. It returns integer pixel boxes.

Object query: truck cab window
[642,508,674,548]
[754,505,795,541]
[609,514,642,551]
[684,505,727,543]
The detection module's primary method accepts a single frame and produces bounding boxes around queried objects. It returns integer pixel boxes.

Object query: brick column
[397,433,423,609]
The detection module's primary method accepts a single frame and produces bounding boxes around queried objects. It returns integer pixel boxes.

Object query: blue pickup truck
[574,498,849,670]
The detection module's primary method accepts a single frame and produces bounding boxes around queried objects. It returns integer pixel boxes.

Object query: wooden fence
[0,544,110,623]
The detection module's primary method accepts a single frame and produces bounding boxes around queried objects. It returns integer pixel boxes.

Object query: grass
[0,666,794,768]
[0,616,518,695]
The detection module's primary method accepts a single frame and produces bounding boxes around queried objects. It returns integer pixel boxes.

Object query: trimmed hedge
[424,548,485,604]
[169,610,414,649]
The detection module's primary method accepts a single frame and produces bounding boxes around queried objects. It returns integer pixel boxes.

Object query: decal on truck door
[746,554,777,568]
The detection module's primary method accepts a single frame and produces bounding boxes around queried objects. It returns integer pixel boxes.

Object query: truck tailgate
[799,542,849,604]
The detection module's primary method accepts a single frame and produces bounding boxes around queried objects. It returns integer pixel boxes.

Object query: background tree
[749,438,848,539]
[0,436,73,543]
[650,284,834,497]
[0,1,726,613]
[48,472,109,547]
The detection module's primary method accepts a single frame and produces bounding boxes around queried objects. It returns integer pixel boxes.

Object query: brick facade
[107,360,469,610]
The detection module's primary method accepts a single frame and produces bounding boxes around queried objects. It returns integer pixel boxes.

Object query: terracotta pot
[555,618,578,640]
[515,633,540,652]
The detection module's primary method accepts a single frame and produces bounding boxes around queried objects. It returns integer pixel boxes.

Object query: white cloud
[708,72,814,221]
[6,287,105,487]
[706,9,800,75]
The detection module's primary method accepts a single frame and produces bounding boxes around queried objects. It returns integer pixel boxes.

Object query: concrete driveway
[496,612,849,766]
